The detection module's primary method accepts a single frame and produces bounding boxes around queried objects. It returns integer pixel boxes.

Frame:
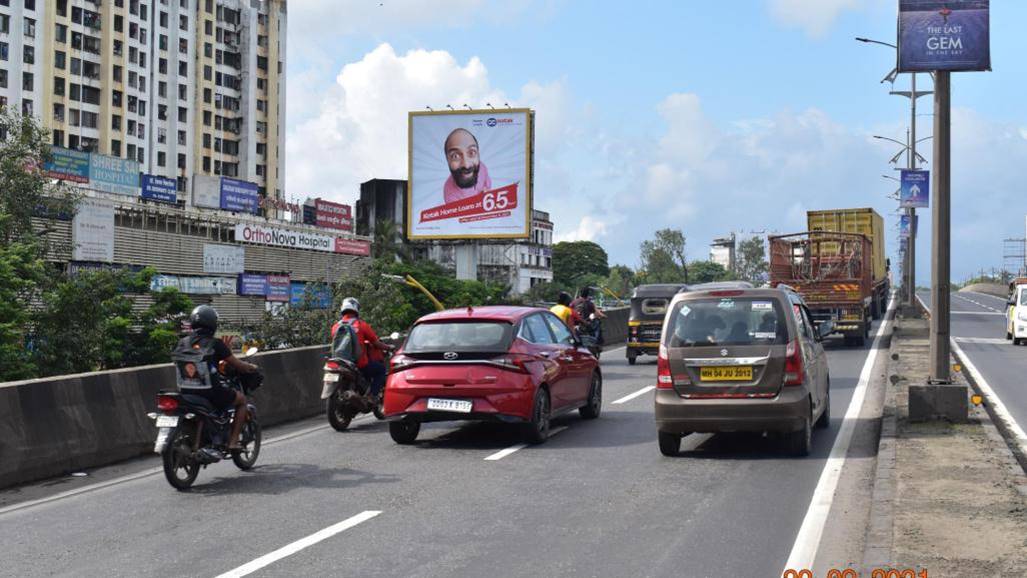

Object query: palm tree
[373,219,409,262]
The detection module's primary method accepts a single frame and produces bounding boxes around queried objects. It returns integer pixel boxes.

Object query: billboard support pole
[907,72,918,307]
[929,71,951,383]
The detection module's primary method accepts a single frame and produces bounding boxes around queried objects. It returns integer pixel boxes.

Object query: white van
[1006,282,1027,344]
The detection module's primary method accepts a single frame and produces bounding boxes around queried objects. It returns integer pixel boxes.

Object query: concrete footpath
[863,313,1027,577]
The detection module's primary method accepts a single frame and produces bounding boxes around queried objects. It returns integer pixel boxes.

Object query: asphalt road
[0,329,891,578]
[917,289,1027,436]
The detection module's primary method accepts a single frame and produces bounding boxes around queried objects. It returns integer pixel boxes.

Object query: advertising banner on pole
[220,177,260,214]
[408,109,532,240]
[151,275,235,295]
[203,244,245,274]
[141,174,178,204]
[314,199,353,231]
[192,175,221,209]
[900,214,912,238]
[266,274,291,302]
[898,0,990,72]
[89,153,140,196]
[237,273,269,296]
[72,200,115,263]
[44,148,90,183]
[900,169,930,208]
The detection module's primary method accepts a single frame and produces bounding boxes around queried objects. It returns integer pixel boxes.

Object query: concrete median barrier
[0,345,327,490]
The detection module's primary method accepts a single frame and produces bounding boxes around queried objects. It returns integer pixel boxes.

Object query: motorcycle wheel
[231,419,262,470]
[327,392,353,431]
[162,426,199,491]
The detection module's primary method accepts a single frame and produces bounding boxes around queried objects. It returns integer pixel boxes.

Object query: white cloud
[767,0,861,38]
[555,215,609,243]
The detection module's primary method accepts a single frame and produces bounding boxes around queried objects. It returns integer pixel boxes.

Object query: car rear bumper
[654,387,810,434]
[383,369,536,422]
[386,411,528,424]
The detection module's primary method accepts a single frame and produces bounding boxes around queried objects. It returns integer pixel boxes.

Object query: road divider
[214,510,382,578]
[612,385,655,405]
[783,299,895,574]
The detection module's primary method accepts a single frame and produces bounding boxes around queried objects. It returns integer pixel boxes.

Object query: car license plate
[427,398,473,413]
[155,415,179,428]
[323,373,340,383]
[699,366,753,381]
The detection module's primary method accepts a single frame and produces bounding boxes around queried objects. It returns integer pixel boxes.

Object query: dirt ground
[889,320,1027,577]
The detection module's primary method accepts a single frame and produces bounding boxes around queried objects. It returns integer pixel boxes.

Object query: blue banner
[90,153,140,196]
[238,273,268,296]
[289,282,332,309]
[900,169,930,208]
[898,1,990,72]
[900,214,911,238]
[44,148,90,183]
[220,177,260,214]
[141,174,178,204]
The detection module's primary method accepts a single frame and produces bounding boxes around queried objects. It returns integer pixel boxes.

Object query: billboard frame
[406,108,534,241]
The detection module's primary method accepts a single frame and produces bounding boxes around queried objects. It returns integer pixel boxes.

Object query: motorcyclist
[177,305,257,451]
[550,291,583,331]
[571,287,606,343]
[331,298,394,400]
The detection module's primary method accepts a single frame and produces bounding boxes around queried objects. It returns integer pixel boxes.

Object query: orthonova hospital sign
[235,224,336,252]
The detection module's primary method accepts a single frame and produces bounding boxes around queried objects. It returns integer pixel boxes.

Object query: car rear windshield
[665,297,788,347]
[404,321,514,353]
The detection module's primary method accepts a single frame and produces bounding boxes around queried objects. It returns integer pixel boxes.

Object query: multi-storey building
[0,0,285,207]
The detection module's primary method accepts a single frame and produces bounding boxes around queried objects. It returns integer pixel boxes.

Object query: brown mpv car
[654,284,832,456]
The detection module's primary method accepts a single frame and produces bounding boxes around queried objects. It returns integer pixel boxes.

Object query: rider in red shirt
[331,297,393,397]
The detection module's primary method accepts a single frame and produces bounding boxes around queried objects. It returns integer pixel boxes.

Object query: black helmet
[190,304,219,333]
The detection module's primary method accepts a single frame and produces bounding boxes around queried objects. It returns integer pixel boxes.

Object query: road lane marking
[965,291,1008,304]
[483,426,568,461]
[783,298,895,574]
[0,415,375,516]
[951,311,1003,316]
[954,337,1009,345]
[949,339,1027,458]
[214,510,381,578]
[612,385,655,405]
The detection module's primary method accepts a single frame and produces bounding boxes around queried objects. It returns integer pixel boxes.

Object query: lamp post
[857,37,933,308]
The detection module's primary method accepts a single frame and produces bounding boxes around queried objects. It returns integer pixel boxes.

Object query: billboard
[220,177,260,214]
[151,275,235,295]
[45,148,90,183]
[408,109,532,240]
[192,175,221,209]
[72,200,115,263]
[900,169,930,208]
[267,274,291,302]
[314,199,353,231]
[333,238,372,256]
[203,244,245,274]
[141,174,177,204]
[235,223,338,253]
[290,282,332,309]
[90,153,139,196]
[238,273,268,296]
[898,0,990,72]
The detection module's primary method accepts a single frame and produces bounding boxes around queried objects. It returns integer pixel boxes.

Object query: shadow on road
[185,463,400,495]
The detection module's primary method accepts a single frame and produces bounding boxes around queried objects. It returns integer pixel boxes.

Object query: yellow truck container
[806,208,890,320]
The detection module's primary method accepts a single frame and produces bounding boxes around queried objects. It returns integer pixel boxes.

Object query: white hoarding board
[192,174,221,209]
[72,201,115,263]
[408,109,532,240]
[234,223,337,253]
[203,244,245,274]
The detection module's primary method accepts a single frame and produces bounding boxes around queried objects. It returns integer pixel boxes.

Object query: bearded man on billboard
[442,128,492,204]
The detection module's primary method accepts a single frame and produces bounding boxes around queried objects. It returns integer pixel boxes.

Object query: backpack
[573,298,593,320]
[171,334,216,390]
[331,319,363,364]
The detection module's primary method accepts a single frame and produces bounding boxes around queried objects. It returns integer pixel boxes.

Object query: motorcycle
[149,347,264,491]
[578,314,603,359]
[321,333,401,431]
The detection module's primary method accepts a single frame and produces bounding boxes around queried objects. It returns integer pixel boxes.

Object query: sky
[284,0,1027,283]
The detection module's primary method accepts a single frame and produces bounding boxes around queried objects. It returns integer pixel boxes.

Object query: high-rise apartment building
[0,0,286,206]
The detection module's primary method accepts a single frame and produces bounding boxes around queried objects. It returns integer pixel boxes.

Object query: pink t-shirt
[443,162,492,205]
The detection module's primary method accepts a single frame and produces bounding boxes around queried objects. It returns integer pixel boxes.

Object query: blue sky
[286,0,1027,282]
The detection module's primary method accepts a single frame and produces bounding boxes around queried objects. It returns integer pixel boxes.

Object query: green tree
[640,229,689,283]
[126,268,194,366]
[0,243,46,380]
[736,236,769,285]
[688,260,732,284]
[372,219,410,262]
[604,264,636,298]
[552,241,610,290]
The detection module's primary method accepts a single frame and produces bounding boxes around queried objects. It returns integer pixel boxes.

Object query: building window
[114,14,123,32]
[177,129,185,145]
[53,76,64,96]
[177,153,186,170]
[0,15,8,35]
[203,110,211,126]
[113,65,122,83]
[203,88,211,103]
[22,72,32,91]
[157,151,165,167]
[179,14,188,31]
[159,34,167,51]
[203,65,212,81]
[52,102,63,122]
[179,38,187,54]
[127,143,135,159]
[22,45,33,64]
[158,81,166,98]
[178,83,186,99]
[202,133,211,148]
[21,99,32,116]
[112,90,122,107]
[24,0,36,11]
[52,130,63,148]
[0,42,8,61]
[159,11,167,28]
[158,58,167,74]
[178,60,186,76]
[23,17,35,38]
[112,114,121,130]
[110,140,121,157]
[202,156,210,172]
[177,107,186,122]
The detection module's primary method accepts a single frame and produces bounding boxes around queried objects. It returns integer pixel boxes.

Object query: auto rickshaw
[627,283,688,365]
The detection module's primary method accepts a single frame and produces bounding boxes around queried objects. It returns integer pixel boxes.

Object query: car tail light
[323,360,341,371]
[656,345,693,388]
[709,290,744,297]
[492,353,534,374]
[390,354,414,372]
[784,339,804,386]
[157,394,179,412]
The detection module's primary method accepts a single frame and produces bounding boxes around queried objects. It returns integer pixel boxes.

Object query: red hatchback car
[383,306,602,445]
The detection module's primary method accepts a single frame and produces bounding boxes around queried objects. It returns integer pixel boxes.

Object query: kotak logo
[486,118,497,127]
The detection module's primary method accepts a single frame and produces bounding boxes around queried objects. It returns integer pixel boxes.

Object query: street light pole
[930,71,951,383]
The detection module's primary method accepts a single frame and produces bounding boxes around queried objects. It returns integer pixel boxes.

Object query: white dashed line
[483,426,568,461]
[612,385,655,405]
[214,511,382,578]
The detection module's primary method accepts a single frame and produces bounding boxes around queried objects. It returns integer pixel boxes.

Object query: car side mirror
[817,322,834,340]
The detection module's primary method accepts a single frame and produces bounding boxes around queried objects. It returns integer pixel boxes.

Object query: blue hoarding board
[900,169,930,208]
[238,273,268,296]
[898,1,990,72]
[290,282,331,309]
[90,153,140,196]
[220,177,260,214]
[44,148,90,183]
[141,174,178,204]
[900,214,911,238]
